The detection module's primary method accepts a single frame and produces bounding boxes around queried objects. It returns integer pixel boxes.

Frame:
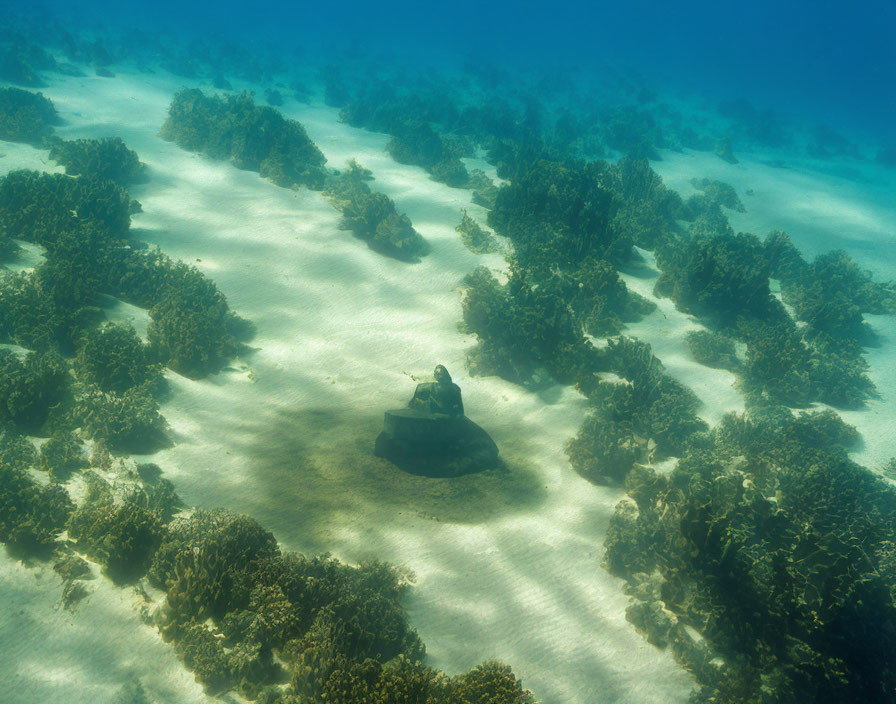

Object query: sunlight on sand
[656,148,896,471]
[3,63,894,704]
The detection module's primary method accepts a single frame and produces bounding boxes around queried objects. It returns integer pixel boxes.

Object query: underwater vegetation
[0,168,136,243]
[573,337,707,474]
[461,153,703,395]
[0,448,73,556]
[48,136,147,185]
[337,79,473,188]
[0,73,532,704]
[0,451,535,704]
[0,129,252,477]
[75,322,162,395]
[37,429,89,483]
[599,105,664,160]
[333,71,693,188]
[461,264,604,387]
[653,228,888,409]
[386,120,471,187]
[396,65,896,700]
[144,506,534,702]
[458,151,708,483]
[160,89,328,190]
[0,415,74,558]
[606,156,686,250]
[160,89,430,262]
[714,138,738,164]
[0,39,55,86]
[655,232,775,326]
[684,330,740,373]
[68,472,167,584]
[687,178,745,214]
[488,157,630,269]
[0,86,58,146]
[0,12,894,704]
[326,166,429,262]
[606,408,896,702]
[455,139,896,704]
[0,349,68,434]
[467,169,500,210]
[0,167,248,378]
[717,99,793,151]
[456,211,499,255]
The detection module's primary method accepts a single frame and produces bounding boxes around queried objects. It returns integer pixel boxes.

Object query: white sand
[2,64,893,704]
[654,148,896,469]
[619,249,744,427]
[0,141,62,176]
[0,552,213,704]
[0,146,59,275]
[655,148,896,278]
[0,67,695,703]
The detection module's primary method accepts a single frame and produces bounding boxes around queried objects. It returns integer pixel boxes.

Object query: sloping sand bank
[4,66,894,704]
[655,149,896,470]
[1,68,693,703]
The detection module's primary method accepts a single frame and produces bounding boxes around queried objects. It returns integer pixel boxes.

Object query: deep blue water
[28,0,896,139]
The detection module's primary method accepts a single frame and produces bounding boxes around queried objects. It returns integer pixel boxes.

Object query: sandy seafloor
[0,66,894,704]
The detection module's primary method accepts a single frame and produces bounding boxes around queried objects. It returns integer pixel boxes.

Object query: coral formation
[145,508,531,700]
[160,89,328,190]
[326,169,430,261]
[48,136,147,185]
[0,452,73,555]
[75,323,161,394]
[606,408,896,702]
[455,211,499,254]
[0,168,248,377]
[37,429,89,482]
[0,86,58,145]
[68,475,167,583]
[684,330,740,372]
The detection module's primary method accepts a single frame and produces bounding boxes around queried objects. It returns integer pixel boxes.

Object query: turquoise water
[1,4,895,703]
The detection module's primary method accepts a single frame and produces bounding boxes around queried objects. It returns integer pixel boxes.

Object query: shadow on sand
[239,406,548,553]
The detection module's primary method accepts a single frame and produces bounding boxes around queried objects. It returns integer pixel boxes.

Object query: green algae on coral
[160,89,328,190]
